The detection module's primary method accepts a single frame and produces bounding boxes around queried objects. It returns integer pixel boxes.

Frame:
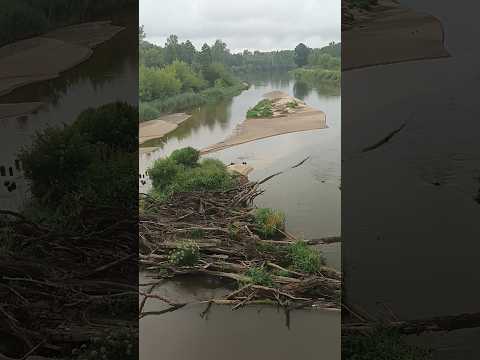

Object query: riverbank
[139,113,191,144]
[201,91,327,154]
[139,82,249,122]
[0,21,124,97]
[342,0,449,70]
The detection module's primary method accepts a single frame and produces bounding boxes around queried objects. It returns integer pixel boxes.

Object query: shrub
[244,266,273,287]
[343,328,431,360]
[254,208,286,239]
[286,241,324,274]
[0,1,48,45]
[246,99,273,118]
[168,241,200,266]
[148,158,182,191]
[72,102,138,152]
[170,147,200,167]
[139,102,160,121]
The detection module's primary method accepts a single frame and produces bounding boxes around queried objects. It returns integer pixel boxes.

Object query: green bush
[168,240,200,266]
[286,241,324,274]
[139,102,160,121]
[254,208,286,238]
[170,147,200,167]
[70,328,138,360]
[148,158,182,191]
[244,266,274,287]
[147,150,235,200]
[343,328,431,360]
[246,99,273,118]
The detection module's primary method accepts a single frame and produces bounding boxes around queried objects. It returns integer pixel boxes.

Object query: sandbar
[200,92,327,154]
[342,0,450,70]
[139,113,191,144]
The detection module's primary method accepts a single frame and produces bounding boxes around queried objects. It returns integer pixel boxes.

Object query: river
[343,1,480,358]
[140,73,341,359]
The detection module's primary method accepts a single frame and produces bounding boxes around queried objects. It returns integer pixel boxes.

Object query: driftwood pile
[0,207,137,358]
[139,176,342,316]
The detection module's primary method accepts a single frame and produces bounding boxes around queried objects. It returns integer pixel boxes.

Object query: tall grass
[139,83,248,121]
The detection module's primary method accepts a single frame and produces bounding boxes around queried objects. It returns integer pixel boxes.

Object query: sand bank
[342,0,449,70]
[0,21,124,97]
[201,92,327,154]
[227,163,254,176]
[139,113,191,144]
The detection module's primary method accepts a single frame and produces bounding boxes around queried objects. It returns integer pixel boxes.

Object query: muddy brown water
[343,1,480,358]
[140,73,341,359]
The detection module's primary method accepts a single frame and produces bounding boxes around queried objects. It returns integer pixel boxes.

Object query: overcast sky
[140,0,340,53]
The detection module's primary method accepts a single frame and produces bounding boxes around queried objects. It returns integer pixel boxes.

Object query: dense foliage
[148,147,236,200]
[0,0,135,45]
[246,99,274,118]
[139,28,340,120]
[19,102,138,222]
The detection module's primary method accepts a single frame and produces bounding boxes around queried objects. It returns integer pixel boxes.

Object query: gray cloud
[140,0,340,52]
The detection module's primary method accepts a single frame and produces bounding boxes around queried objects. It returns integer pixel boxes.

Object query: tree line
[0,0,135,46]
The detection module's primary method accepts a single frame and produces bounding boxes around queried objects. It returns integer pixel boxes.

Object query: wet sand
[0,21,124,97]
[200,92,327,155]
[139,113,191,144]
[342,0,449,70]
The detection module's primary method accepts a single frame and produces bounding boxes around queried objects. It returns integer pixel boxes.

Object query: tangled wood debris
[139,169,342,316]
[0,207,137,358]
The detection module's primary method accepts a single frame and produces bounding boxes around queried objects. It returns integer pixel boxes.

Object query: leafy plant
[244,266,273,287]
[246,99,273,118]
[286,241,324,274]
[70,328,138,360]
[343,328,432,360]
[254,208,286,239]
[168,240,200,266]
[170,147,200,167]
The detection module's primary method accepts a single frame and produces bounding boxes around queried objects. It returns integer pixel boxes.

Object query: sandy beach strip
[342,2,450,70]
[139,113,191,144]
[201,92,326,155]
[0,21,124,97]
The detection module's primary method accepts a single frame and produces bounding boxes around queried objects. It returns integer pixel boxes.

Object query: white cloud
[140,0,340,52]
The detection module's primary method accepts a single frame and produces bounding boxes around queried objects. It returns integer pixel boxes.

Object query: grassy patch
[244,266,274,287]
[168,240,200,266]
[343,328,432,360]
[286,101,298,108]
[148,148,235,200]
[246,99,274,118]
[188,228,205,239]
[286,241,324,274]
[254,208,286,239]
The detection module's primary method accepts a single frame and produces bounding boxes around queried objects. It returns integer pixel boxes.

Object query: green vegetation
[286,241,325,274]
[170,147,200,166]
[139,29,340,120]
[168,241,200,266]
[343,328,432,360]
[70,328,138,360]
[246,99,273,118]
[148,147,235,200]
[254,208,286,239]
[286,101,299,109]
[292,68,341,84]
[19,102,137,225]
[0,0,135,46]
[244,266,274,287]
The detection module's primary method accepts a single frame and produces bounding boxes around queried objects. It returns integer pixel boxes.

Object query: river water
[140,73,341,359]
[343,1,480,358]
